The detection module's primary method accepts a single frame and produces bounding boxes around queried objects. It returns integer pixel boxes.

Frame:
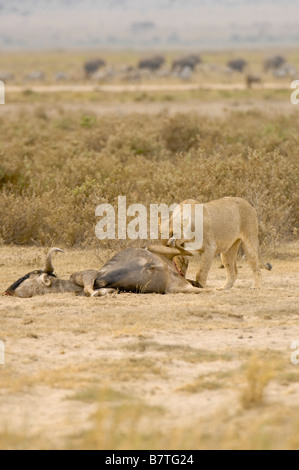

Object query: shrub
[161,113,200,153]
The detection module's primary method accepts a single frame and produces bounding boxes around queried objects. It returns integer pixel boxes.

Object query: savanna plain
[0,50,299,450]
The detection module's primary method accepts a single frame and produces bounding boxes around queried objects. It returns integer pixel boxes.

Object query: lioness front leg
[195,242,216,288]
[166,284,203,294]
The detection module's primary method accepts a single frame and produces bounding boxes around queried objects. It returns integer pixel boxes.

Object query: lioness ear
[40,273,52,287]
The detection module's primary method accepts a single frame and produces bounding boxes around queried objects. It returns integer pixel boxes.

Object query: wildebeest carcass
[3,246,203,298]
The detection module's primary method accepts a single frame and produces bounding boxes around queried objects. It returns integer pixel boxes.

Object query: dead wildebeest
[3,246,203,298]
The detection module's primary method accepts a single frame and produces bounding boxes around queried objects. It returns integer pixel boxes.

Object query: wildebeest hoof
[91,290,101,297]
[92,288,116,297]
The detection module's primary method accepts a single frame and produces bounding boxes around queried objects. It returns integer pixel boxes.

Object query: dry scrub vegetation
[0,108,298,250]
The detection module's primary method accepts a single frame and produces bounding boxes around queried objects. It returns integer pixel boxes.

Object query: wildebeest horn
[167,238,194,255]
[147,244,193,260]
[44,248,65,274]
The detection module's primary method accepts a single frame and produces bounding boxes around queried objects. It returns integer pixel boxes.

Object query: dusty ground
[0,242,299,450]
[2,80,297,118]
[3,99,297,119]
[4,82,292,93]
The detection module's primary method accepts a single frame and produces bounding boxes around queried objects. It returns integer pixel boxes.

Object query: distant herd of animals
[0,54,297,87]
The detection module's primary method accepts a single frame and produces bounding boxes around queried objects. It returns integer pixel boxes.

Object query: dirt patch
[2,99,297,119]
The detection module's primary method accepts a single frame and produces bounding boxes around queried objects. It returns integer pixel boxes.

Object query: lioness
[165,197,272,290]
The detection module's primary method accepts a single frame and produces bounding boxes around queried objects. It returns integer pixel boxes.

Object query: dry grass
[240,354,275,409]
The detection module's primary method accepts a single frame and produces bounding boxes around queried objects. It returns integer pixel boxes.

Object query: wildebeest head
[173,256,189,277]
[3,248,64,298]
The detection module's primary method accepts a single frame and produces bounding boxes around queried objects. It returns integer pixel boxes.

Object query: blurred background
[0,0,298,50]
[0,0,299,85]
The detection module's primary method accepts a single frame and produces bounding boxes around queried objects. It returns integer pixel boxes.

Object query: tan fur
[166,197,271,290]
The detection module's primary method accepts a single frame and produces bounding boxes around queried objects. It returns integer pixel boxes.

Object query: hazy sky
[0,0,298,49]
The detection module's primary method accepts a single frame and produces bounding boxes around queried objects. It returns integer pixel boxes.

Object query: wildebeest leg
[91,288,116,297]
[220,239,241,290]
[196,241,217,287]
[82,271,100,296]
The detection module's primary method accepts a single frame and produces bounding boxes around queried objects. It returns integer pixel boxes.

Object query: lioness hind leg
[241,238,262,288]
[220,239,241,290]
